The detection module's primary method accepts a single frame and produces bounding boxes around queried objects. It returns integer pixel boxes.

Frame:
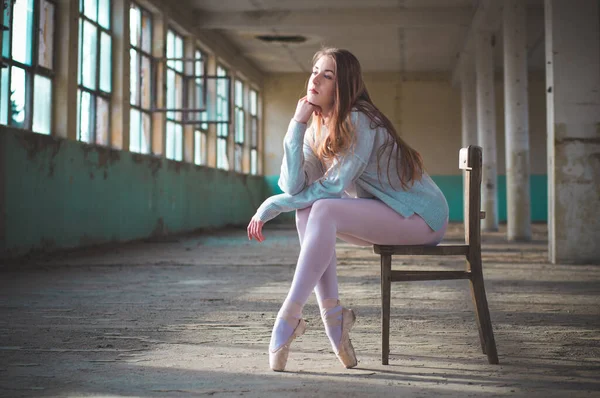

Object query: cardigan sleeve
[277,119,325,195]
[255,111,376,222]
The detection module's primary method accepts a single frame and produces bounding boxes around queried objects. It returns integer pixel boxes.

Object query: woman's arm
[256,111,376,223]
[277,120,325,195]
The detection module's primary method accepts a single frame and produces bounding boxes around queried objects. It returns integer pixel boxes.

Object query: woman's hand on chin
[247,215,266,242]
[293,96,322,124]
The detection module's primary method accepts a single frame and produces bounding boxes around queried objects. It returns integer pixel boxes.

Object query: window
[129,2,152,154]
[1,0,55,135]
[165,28,183,161]
[233,79,244,172]
[249,89,259,175]
[193,48,207,166]
[216,64,229,170]
[77,0,112,145]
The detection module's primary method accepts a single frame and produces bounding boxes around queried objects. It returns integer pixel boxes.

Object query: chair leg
[468,255,499,364]
[380,254,392,365]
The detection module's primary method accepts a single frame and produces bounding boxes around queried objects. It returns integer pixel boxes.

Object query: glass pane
[140,55,151,109]
[251,149,257,175]
[83,0,97,21]
[78,19,82,85]
[98,0,110,29]
[235,145,242,172]
[235,80,243,107]
[2,2,11,59]
[194,130,201,165]
[250,90,257,116]
[166,30,174,69]
[175,35,183,72]
[32,75,52,135]
[141,111,151,154]
[38,0,55,70]
[129,108,140,152]
[0,68,9,124]
[174,72,182,121]
[166,68,174,120]
[96,95,109,145]
[79,90,92,142]
[141,9,152,53]
[236,108,244,143]
[251,117,257,147]
[129,48,138,105]
[129,4,140,46]
[12,0,34,65]
[10,66,26,127]
[174,123,182,161]
[99,32,111,92]
[217,137,228,170]
[81,20,97,90]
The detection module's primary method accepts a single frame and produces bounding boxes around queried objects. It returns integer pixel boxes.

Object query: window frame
[249,88,259,175]
[1,0,57,134]
[193,47,208,166]
[233,78,244,173]
[164,26,184,161]
[215,63,229,170]
[129,1,153,154]
[77,0,113,145]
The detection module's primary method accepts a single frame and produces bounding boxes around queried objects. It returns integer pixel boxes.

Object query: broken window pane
[99,31,111,92]
[140,55,151,109]
[38,0,55,70]
[32,74,52,135]
[130,48,139,105]
[0,68,9,124]
[10,66,26,127]
[141,112,151,154]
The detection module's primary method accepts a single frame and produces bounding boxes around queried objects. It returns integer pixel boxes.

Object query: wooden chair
[373,145,499,365]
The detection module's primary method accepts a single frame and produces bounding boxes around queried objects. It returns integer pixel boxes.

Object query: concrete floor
[0,223,599,397]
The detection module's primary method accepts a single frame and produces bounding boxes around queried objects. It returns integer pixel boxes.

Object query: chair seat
[373,244,469,256]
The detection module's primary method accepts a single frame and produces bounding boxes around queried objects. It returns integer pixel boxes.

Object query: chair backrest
[459,146,483,248]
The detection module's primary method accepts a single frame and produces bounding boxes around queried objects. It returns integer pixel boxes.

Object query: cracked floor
[1,223,599,397]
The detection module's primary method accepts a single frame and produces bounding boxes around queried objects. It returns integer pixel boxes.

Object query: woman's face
[307,55,336,111]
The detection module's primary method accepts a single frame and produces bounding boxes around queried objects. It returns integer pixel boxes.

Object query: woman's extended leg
[274,198,447,352]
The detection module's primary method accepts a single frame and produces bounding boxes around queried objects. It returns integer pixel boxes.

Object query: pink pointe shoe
[269,318,307,372]
[335,307,358,368]
[322,302,358,369]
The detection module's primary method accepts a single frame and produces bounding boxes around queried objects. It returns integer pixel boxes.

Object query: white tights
[270,198,447,352]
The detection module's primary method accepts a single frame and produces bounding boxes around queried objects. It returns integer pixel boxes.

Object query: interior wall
[263,71,547,222]
[0,127,268,258]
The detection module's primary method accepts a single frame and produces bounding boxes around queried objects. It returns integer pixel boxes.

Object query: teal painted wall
[264,174,548,223]
[1,127,268,257]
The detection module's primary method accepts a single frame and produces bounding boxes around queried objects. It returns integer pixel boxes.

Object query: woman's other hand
[293,96,322,124]
[247,216,265,242]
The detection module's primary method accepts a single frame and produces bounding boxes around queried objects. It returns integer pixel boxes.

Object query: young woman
[247,48,449,371]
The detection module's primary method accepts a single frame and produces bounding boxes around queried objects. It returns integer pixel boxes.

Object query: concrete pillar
[111,0,130,150]
[545,0,600,264]
[475,31,498,231]
[460,59,478,222]
[503,0,532,241]
[53,0,79,140]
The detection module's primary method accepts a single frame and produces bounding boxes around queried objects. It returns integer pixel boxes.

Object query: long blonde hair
[309,47,423,190]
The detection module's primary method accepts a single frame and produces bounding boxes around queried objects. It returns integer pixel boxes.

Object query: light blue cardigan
[255,110,449,231]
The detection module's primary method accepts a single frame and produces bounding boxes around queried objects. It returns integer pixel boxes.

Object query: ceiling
[191,0,545,74]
